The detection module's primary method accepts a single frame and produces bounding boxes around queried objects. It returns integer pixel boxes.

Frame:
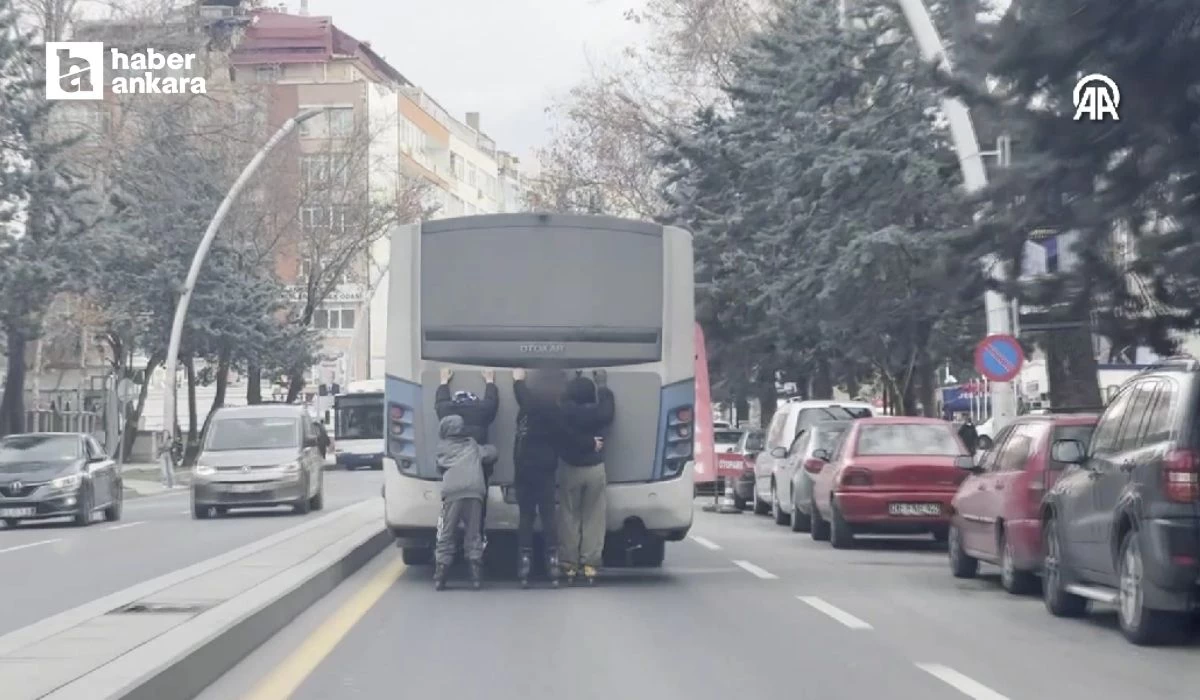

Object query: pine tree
[962,0,1200,406]
[0,0,94,435]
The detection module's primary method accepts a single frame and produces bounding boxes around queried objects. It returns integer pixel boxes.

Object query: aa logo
[45,42,105,101]
[1072,74,1120,121]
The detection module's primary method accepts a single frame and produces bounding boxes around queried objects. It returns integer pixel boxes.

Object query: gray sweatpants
[435,498,485,565]
[557,463,607,567]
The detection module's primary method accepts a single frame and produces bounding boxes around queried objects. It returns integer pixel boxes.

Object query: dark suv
[1043,357,1200,645]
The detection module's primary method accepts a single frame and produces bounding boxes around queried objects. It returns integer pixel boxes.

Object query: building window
[256,65,279,83]
[300,204,350,234]
[448,195,464,216]
[449,152,464,180]
[467,163,477,187]
[313,307,356,331]
[299,153,351,189]
[299,107,355,138]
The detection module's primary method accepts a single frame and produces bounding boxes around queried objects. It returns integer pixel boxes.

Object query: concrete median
[0,500,390,700]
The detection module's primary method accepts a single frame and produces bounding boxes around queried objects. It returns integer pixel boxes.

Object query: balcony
[287,283,365,305]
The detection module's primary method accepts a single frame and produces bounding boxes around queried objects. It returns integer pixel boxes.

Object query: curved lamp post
[159,108,328,487]
[894,0,1018,431]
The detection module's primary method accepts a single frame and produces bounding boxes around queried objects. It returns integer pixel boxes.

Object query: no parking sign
[974,334,1024,383]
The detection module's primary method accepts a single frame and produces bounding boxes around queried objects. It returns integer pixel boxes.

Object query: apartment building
[229,5,531,387]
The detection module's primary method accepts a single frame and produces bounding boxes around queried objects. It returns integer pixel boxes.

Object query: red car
[948,413,1098,594]
[809,417,972,549]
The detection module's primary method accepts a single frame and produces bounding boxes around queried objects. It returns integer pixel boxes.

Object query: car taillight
[1163,449,1200,503]
[803,458,825,474]
[839,467,872,488]
[675,406,693,423]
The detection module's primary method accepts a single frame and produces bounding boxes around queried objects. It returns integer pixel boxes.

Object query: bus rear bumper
[383,459,694,541]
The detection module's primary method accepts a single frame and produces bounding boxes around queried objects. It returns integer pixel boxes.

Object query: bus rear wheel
[631,538,665,567]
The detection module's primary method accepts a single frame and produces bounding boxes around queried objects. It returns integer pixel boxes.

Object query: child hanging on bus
[435,368,499,541]
[557,370,615,585]
[433,414,498,590]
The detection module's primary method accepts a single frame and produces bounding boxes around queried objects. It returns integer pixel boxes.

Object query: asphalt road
[197,502,1200,700]
[0,469,382,636]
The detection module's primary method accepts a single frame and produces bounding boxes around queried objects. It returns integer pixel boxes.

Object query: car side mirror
[1051,439,1086,465]
[770,447,787,459]
[812,448,831,462]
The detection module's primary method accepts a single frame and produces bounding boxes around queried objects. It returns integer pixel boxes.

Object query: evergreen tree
[963,0,1200,405]
[0,0,94,435]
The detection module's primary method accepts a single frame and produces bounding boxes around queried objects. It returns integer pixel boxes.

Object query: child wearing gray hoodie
[434,415,498,590]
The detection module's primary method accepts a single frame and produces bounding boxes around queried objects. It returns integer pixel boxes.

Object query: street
[0,470,381,636]
[197,503,1200,700]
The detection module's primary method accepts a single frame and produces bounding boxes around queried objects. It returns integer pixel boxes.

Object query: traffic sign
[974,334,1024,383]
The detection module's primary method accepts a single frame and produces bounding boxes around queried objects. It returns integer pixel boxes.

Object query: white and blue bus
[332,379,385,470]
[382,213,695,567]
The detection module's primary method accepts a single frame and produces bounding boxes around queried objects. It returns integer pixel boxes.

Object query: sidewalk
[121,463,191,497]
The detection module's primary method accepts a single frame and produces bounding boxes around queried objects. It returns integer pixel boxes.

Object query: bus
[332,379,385,470]
[382,213,695,568]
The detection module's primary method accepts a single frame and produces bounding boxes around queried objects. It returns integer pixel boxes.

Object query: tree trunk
[914,358,937,418]
[202,345,232,440]
[246,360,262,404]
[285,366,306,403]
[811,358,834,400]
[184,355,198,440]
[846,375,860,401]
[0,328,28,436]
[735,396,750,425]
[1042,326,1103,409]
[755,376,778,429]
[122,352,163,461]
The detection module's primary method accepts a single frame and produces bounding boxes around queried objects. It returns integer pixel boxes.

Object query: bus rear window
[421,220,663,331]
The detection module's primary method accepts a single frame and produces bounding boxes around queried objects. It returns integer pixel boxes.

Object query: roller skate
[433,563,448,591]
[468,560,484,590]
[546,549,562,588]
[561,563,578,585]
[582,565,598,585]
[517,549,533,589]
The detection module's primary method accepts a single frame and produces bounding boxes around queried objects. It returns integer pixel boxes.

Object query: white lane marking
[688,535,721,550]
[916,664,1010,700]
[104,521,145,531]
[731,559,778,579]
[796,596,873,629]
[0,538,62,555]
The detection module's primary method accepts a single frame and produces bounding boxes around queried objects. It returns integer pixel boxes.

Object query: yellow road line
[242,557,406,700]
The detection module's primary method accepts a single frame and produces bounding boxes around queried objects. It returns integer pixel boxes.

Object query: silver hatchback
[190,405,326,518]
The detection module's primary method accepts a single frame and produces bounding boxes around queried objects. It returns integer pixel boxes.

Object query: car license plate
[229,484,263,494]
[0,507,35,518]
[889,503,940,516]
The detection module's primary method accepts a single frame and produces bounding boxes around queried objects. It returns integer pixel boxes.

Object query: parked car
[714,428,743,454]
[1042,357,1200,645]
[949,413,1098,593]
[731,428,765,509]
[191,404,326,518]
[809,417,972,548]
[0,432,122,527]
[753,400,874,515]
[771,420,851,531]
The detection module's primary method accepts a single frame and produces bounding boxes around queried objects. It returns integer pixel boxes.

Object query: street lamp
[159,108,328,487]
[893,0,1018,432]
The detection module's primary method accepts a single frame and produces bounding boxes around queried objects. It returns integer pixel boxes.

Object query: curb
[111,526,390,700]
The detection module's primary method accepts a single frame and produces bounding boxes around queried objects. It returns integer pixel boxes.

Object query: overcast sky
[307,0,650,161]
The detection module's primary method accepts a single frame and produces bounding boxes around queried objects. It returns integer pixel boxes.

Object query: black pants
[516,475,557,552]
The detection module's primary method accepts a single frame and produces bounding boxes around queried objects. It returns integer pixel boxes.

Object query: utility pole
[160,108,328,487]
[893,0,1018,432]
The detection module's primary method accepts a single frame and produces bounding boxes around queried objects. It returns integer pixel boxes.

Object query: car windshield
[205,417,300,451]
[743,432,766,452]
[795,407,872,435]
[0,435,80,467]
[855,424,964,456]
[714,430,743,445]
[336,400,383,440]
[812,426,848,451]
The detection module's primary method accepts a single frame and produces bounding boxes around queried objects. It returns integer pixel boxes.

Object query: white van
[751,399,874,514]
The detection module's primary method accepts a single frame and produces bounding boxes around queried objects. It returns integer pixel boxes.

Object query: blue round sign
[974,334,1024,382]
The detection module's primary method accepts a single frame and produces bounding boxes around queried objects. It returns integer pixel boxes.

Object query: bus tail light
[663,403,694,476]
[387,401,416,472]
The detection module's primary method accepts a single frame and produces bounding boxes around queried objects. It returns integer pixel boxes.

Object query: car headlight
[51,473,82,490]
[194,465,216,477]
[280,461,301,472]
